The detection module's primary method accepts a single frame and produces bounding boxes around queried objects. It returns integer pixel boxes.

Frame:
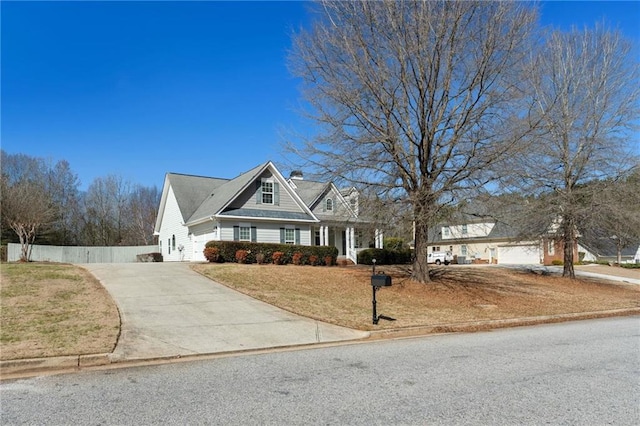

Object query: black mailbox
[371,274,392,287]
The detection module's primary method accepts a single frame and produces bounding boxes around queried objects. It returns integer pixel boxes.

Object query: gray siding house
[154,162,382,262]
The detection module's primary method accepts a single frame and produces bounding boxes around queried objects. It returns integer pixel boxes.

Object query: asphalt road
[2,316,639,425]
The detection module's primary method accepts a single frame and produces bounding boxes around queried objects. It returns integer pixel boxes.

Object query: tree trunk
[411,202,431,284]
[562,215,576,278]
[411,218,431,283]
[16,225,30,262]
[616,239,622,265]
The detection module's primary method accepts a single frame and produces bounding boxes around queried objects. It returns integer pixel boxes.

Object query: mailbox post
[370,259,394,324]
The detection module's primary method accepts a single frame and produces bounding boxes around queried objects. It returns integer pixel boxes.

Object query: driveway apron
[81,263,368,361]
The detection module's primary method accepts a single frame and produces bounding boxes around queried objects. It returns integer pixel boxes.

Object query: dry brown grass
[0,263,120,361]
[192,264,640,331]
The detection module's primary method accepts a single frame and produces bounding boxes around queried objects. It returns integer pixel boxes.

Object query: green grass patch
[0,263,120,360]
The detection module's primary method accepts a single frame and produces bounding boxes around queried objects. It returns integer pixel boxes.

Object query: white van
[427,251,453,265]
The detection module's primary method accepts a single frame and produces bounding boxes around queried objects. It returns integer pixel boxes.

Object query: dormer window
[443,226,450,237]
[326,198,333,211]
[462,224,468,235]
[262,181,274,204]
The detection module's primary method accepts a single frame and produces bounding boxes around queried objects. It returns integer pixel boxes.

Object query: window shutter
[256,181,262,204]
[280,228,285,244]
[251,226,257,242]
[295,228,300,245]
[274,182,280,206]
[233,226,239,241]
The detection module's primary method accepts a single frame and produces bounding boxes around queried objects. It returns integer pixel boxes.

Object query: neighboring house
[427,217,576,265]
[154,161,383,263]
[578,235,640,265]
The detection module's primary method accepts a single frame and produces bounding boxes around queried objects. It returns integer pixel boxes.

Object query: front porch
[313,224,383,264]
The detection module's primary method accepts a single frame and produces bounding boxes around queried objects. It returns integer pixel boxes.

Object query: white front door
[192,237,205,262]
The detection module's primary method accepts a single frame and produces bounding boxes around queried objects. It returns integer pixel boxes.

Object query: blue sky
[2,1,639,190]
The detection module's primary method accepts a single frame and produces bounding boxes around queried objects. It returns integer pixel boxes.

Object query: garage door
[498,244,540,264]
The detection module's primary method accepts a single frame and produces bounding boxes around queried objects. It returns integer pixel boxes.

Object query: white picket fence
[7,243,158,263]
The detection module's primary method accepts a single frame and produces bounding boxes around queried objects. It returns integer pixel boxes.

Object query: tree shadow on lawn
[373,265,547,299]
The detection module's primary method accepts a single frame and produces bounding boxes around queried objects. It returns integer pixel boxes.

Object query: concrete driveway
[82,263,368,361]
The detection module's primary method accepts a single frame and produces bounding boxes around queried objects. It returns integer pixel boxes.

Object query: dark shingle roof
[289,179,328,208]
[166,173,228,222]
[188,163,268,223]
[218,208,314,221]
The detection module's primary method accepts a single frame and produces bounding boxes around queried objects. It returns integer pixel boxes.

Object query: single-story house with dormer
[427,217,576,265]
[154,161,383,263]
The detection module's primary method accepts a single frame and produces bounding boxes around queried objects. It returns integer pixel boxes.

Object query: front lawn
[192,264,640,331]
[0,263,120,360]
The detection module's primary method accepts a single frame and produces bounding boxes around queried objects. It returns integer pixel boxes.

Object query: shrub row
[204,241,338,265]
[620,263,640,269]
[357,248,412,265]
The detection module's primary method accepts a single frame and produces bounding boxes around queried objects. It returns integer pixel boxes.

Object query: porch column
[319,226,325,246]
[375,229,384,248]
[345,226,351,254]
[324,226,330,246]
[349,226,355,252]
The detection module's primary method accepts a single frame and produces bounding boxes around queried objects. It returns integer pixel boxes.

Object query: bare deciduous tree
[46,160,81,245]
[82,175,131,246]
[1,176,56,261]
[124,185,161,245]
[288,0,538,282]
[503,26,640,278]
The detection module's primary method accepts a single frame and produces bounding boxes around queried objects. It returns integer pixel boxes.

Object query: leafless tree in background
[46,160,82,245]
[82,175,131,246]
[1,150,160,248]
[501,26,639,278]
[288,0,538,282]
[125,185,161,245]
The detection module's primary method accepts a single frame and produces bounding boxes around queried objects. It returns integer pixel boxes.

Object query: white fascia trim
[185,215,216,227]
[268,162,320,221]
[154,174,172,233]
[214,214,319,224]
[329,182,357,217]
[217,162,268,214]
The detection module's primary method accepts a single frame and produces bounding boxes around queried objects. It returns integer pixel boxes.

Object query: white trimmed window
[462,224,468,235]
[284,228,295,244]
[461,245,468,256]
[326,198,333,211]
[548,240,555,255]
[262,180,274,204]
[239,226,251,241]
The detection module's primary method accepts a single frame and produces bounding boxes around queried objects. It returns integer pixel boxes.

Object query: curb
[2,308,639,380]
[367,307,640,340]
[1,353,112,379]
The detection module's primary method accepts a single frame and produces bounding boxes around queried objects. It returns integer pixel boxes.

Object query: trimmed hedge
[357,248,413,265]
[383,237,407,251]
[204,241,338,265]
[620,263,640,269]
